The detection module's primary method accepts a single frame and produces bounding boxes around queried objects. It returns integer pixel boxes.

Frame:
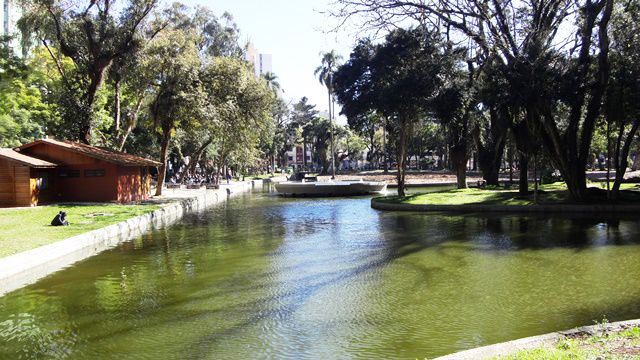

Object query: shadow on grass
[379,187,640,206]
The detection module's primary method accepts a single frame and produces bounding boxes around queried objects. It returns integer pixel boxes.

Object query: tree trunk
[177,138,213,183]
[475,136,505,186]
[611,119,640,199]
[271,153,275,174]
[450,145,468,189]
[320,147,329,175]
[114,77,121,136]
[454,154,467,189]
[80,66,110,144]
[155,128,172,196]
[508,142,514,185]
[535,0,612,202]
[519,154,528,195]
[396,122,408,197]
[383,117,388,174]
[302,142,307,169]
[117,95,143,151]
[606,118,612,199]
[117,123,134,152]
[562,161,588,201]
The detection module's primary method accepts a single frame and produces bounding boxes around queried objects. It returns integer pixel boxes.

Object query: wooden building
[0,139,161,207]
[0,149,58,207]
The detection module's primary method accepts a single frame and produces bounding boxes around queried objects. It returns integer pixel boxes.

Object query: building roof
[18,139,162,167]
[0,148,58,168]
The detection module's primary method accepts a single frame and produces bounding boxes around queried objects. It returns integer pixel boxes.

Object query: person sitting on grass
[51,211,70,226]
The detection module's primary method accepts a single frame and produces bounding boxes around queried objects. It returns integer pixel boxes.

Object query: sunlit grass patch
[495,326,640,360]
[0,203,161,258]
[379,181,640,206]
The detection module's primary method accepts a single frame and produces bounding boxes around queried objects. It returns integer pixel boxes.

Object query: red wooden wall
[117,166,151,202]
[20,143,150,203]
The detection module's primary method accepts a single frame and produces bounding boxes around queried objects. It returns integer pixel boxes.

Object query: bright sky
[190,0,356,116]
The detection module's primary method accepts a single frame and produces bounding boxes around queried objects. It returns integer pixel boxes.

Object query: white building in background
[244,42,258,69]
[244,42,273,77]
[1,0,22,53]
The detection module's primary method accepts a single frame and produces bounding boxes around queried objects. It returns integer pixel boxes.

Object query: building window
[288,156,293,161]
[84,169,106,177]
[59,169,80,178]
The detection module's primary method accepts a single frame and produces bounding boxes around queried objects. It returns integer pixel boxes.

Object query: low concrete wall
[371,198,640,213]
[0,181,260,296]
[263,176,288,183]
[435,319,640,359]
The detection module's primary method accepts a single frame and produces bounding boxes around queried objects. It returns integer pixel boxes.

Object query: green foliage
[144,27,203,136]
[19,0,159,143]
[335,27,460,194]
[0,39,53,147]
[336,127,367,162]
[289,97,319,166]
[0,1,278,184]
[202,57,275,175]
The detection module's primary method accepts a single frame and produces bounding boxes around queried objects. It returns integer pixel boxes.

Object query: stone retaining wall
[0,181,261,296]
[435,319,640,359]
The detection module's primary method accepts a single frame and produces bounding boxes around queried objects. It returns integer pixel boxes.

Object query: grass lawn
[0,203,160,258]
[379,182,640,206]
[496,325,640,359]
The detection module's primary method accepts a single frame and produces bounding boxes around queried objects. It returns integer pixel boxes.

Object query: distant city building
[244,42,258,69]
[1,0,23,54]
[257,53,272,76]
[285,145,312,170]
[244,42,273,77]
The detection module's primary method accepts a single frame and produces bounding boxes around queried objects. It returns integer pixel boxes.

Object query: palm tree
[314,50,343,179]
[262,72,281,92]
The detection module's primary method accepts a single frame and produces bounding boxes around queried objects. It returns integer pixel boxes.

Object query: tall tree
[19,0,158,144]
[335,28,456,196]
[262,72,281,92]
[267,97,291,171]
[474,59,511,186]
[604,0,640,199]
[332,0,615,201]
[202,57,275,184]
[144,27,203,196]
[315,50,343,178]
[290,97,319,169]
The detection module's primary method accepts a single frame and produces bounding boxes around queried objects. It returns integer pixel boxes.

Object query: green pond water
[2,187,640,359]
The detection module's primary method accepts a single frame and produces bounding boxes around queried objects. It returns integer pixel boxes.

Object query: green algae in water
[1,190,640,359]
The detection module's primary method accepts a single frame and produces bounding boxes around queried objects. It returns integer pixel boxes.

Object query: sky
[190,0,358,117]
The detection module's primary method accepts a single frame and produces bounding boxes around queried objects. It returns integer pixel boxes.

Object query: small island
[373,183,640,213]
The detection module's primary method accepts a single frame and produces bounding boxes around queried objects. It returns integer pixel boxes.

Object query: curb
[371,198,640,213]
[0,181,260,296]
[434,319,640,359]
